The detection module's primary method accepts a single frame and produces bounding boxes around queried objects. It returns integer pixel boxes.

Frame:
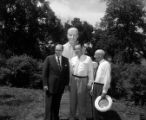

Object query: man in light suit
[42,44,70,120]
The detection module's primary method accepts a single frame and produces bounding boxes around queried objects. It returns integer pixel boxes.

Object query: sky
[47,0,107,26]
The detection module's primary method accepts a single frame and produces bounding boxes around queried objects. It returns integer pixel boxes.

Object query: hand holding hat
[94,95,113,112]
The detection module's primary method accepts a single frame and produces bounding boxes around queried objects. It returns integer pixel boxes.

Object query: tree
[0,0,63,58]
[99,0,146,63]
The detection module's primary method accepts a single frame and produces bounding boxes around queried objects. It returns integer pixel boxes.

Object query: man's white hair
[95,49,105,57]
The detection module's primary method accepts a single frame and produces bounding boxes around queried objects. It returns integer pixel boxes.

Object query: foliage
[0,67,11,85]
[97,0,146,63]
[0,54,6,67]
[39,39,55,59]
[110,64,128,98]
[0,55,42,88]
[111,63,146,106]
[127,64,146,106]
[0,0,63,58]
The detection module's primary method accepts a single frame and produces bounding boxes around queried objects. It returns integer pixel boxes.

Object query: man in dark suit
[42,44,70,120]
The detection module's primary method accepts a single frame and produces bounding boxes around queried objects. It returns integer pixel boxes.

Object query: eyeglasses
[55,49,63,51]
[74,48,81,51]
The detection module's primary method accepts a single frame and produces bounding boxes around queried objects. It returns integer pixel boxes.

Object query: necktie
[57,56,62,70]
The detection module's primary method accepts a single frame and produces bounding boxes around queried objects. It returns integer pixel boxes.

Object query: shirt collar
[67,42,72,47]
[67,42,75,49]
[55,55,62,59]
[99,59,105,64]
[77,54,85,59]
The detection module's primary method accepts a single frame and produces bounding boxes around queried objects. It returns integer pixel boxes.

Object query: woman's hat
[94,95,112,112]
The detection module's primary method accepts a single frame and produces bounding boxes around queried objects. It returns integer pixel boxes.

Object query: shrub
[3,55,43,88]
[0,67,12,85]
[110,64,128,99]
[111,63,146,105]
[0,55,6,67]
[128,64,146,106]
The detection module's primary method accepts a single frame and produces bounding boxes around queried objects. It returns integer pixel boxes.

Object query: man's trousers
[44,91,62,120]
[92,83,106,120]
[70,76,88,120]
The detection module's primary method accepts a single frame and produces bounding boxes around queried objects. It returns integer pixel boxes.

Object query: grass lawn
[0,86,145,120]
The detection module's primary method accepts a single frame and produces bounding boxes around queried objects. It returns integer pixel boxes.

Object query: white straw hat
[94,95,113,112]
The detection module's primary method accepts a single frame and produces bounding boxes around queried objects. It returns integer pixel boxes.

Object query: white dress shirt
[70,55,94,84]
[62,42,76,60]
[94,59,111,94]
[92,61,98,78]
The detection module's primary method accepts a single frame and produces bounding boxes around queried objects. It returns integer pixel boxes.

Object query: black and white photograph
[0,0,146,120]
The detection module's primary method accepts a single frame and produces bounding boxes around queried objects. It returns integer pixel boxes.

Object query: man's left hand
[87,84,92,90]
[87,81,93,90]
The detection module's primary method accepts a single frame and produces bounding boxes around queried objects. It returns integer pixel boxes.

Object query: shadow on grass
[104,110,122,120]
[0,94,33,106]
[140,112,146,120]
[0,115,14,120]
[0,94,15,99]
[60,110,121,120]
[0,99,33,106]
[86,110,121,120]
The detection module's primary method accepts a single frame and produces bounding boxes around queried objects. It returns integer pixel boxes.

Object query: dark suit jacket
[42,55,70,94]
